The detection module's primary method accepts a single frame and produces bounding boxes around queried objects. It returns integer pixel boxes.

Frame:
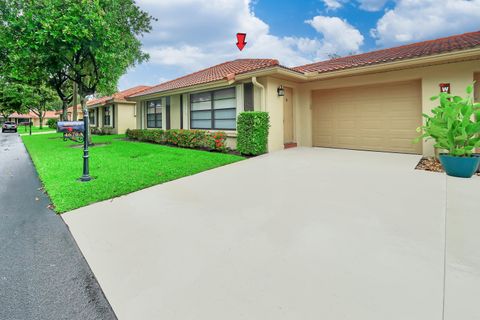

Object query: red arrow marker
[236,33,247,51]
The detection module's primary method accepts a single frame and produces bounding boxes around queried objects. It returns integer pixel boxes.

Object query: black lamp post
[80,106,91,182]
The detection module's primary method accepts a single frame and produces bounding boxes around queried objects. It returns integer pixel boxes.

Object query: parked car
[2,122,17,133]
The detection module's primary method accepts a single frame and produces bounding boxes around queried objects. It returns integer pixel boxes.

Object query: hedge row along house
[97,31,480,156]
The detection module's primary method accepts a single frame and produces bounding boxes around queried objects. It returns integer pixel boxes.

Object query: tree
[0,78,28,120]
[3,0,153,110]
[50,72,74,121]
[1,0,153,180]
[24,83,59,129]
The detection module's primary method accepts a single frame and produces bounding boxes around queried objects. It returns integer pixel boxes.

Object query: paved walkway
[63,148,480,320]
[0,132,116,320]
[19,130,56,136]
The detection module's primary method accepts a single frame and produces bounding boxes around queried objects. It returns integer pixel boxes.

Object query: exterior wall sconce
[277,85,285,97]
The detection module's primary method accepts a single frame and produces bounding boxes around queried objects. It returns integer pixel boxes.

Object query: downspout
[252,76,266,112]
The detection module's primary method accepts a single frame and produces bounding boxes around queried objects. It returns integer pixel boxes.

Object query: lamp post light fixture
[80,106,92,182]
[277,85,285,97]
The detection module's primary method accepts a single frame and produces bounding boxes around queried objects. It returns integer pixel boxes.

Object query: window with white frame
[147,100,162,128]
[190,87,236,130]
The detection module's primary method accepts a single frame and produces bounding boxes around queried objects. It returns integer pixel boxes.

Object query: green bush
[46,118,58,129]
[92,127,114,135]
[415,84,480,157]
[237,111,270,155]
[126,129,228,152]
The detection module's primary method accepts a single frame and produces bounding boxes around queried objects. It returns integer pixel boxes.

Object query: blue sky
[118,0,480,90]
[252,0,388,50]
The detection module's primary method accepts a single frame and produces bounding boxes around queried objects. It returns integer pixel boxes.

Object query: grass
[22,133,244,213]
[18,126,56,135]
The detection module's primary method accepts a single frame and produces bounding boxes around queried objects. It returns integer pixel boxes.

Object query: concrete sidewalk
[63,148,479,319]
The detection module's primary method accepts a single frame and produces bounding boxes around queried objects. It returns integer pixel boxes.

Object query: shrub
[415,84,480,157]
[126,129,228,152]
[47,118,57,129]
[237,111,270,155]
[91,127,113,135]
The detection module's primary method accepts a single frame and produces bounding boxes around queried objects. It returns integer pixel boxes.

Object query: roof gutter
[251,76,265,112]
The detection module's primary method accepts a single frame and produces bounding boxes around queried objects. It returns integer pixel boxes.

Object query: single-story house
[87,85,150,134]
[56,106,84,121]
[1,110,58,127]
[128,31,480,156]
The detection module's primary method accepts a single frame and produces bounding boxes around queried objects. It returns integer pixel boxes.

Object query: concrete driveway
[62,148,480,320]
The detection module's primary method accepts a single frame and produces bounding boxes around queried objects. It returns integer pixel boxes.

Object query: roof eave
[128,66,308,100]
[304,47,480,80]
[235,66,307,81]
[127,79,231,101]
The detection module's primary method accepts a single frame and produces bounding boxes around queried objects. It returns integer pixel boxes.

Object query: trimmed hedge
[46,118,58,129]
[237,111,270,155]
[126,129,227,152]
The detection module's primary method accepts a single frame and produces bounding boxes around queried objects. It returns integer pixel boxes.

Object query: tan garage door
[312,80,422,154]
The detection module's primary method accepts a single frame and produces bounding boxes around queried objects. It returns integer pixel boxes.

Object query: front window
[104,105,113,126]
[147,100,162,128]
[190,87,236,130]
[89,109,96,125]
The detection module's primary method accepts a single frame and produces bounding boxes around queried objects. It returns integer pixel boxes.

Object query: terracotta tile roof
[88,85,151,106]
[9,111,58,119]
[294,30,480,73]
[56,105,85,115]
[131,59,280,97]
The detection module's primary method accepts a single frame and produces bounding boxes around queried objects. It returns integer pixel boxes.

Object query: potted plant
[415,84,480,178]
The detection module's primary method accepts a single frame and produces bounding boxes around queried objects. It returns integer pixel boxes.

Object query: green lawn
[22,133,244,213]
[18,126,56,135]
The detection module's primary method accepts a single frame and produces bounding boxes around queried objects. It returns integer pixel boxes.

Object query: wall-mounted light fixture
[277,85,285,97]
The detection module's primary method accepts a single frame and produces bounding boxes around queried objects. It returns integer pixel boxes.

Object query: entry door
[283,87,294,143]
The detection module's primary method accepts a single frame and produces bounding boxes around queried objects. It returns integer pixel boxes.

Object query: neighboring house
[87,85,150,134]
[126,30,480,156]
[56,106,84,121]
[2,111,58,127]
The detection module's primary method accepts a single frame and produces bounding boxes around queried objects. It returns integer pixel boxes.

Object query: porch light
[277,85,285,97]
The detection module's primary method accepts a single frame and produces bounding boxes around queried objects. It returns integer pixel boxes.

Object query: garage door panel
[312,80,422,154]
[315,135,334,145]
[362,137,387,147]
[335,136,357,146]
[337,120,357,129]
[357,119,384,129]
[390,119,419,129]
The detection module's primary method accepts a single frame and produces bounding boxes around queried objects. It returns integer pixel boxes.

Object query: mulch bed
[415,157,480,176]
[122,138,256,158]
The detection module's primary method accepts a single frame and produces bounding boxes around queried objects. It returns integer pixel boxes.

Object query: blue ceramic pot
[475,154,480,173]
[439,154,480,178]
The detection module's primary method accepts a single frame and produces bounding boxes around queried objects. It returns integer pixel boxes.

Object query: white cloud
[371,0,480,47]
[134,0,364,69]
[321,0,388,12]
[357,0,388,11]
[322,0,344,10]
[306,16,364,56]
[135,0,316,71]
[146,45,207,68]
[119,0,365,89]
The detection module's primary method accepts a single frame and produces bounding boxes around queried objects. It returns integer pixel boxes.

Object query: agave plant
[415,84,480,157]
